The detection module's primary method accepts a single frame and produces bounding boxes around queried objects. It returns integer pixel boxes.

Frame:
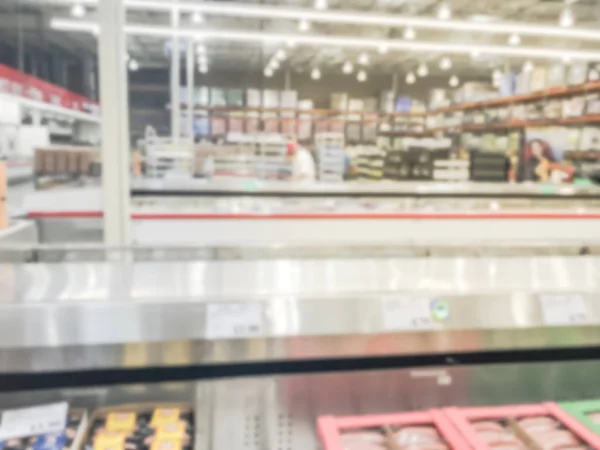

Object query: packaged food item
[84,405,193,450]
[106,413,137,433]
[318,409,469,450]
[0,407,87,450]
[444,403,600,450]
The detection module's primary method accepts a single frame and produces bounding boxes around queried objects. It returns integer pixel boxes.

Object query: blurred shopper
[289,142,316,182]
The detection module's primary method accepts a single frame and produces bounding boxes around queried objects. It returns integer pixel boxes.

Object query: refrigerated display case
[19,180,600,245]
[3,252,600,449]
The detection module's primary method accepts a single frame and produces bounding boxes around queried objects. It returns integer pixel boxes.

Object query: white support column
[171,2,180,149]
[186,38,194,143]
[98,0,131,246]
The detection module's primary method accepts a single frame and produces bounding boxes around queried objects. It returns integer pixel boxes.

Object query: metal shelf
[129,179,600,199]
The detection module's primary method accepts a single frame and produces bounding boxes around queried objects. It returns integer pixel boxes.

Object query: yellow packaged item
[106,412,137,433]
[93,432,126,450]
[155,422,186,440]
[151,439,182,450]
[150,408,181,427]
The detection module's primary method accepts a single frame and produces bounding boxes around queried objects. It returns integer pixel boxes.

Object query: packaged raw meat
[394,425,441,445]
[318,410,469,450]
[341,431,386,445]
[341,443,385,450]
[444,403,600,450]
[518,416,558,432]
[530,429,579,449]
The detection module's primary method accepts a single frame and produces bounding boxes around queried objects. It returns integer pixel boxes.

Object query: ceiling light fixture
[378,44,388,54]
[358,52,370,65]
[70,3,86,17]
[523,59,533,72]
[311,68,321,79]
[342,61,353,74]
[74,0,600,43]
[437,2,452,20]
[264,67,273,77]
[439,57,451,70]
[403,27,415,40]
[562,54,572,64]
[276,49,286,60]
[199,65,208,73]
[298,19,311,32]
[417,62,428,77]
[357,70,367,82]
[471,49,481,59]
[559,6,574,28]
[270,59,280,70]
[49,19,600,61]
[492,68,502,79]
[286,40,296,47]
[128,58,139,71]
[406,72,416,84]
[589,68,600,81]
[508,33,520,46]
[196,44,205,54]
[449,75,459,87]
[314,0,328,10]
[191,12,204,24]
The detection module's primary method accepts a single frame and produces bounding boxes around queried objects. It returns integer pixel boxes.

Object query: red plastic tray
[318,408,470,450]
[444,402,600,449]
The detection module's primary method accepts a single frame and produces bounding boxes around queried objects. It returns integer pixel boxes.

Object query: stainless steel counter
[131,178,600,198]
[2,256,600,374]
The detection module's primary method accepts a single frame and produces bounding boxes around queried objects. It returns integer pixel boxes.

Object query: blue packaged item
[33,433,67,450]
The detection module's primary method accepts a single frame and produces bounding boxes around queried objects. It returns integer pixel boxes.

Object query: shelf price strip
[205,302,264,339]
[539,293,590,326]
[382,296,450,331]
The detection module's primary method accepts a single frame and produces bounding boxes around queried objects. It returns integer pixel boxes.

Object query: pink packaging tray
[318,408,470,450]
[443,402,600,449]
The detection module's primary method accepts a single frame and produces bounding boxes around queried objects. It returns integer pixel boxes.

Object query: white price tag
[382,296,448,331]
[0,402,68,440]
[205,302,264,339]
[539,294,590,326]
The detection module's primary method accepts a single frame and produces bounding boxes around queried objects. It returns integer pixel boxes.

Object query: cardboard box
[330,93,348,111]
[68,150,80,174]
[246,89,261,108]
[318,409,469,450]
[444,403,600,449]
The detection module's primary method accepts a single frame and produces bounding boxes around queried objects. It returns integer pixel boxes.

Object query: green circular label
[430,299,450,322]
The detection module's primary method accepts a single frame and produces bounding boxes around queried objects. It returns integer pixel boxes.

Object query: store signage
[0,402,68,440]
[205,302,264,339]
[382,296,449,331]
[539,293,590,326]
[0,64,99,116]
